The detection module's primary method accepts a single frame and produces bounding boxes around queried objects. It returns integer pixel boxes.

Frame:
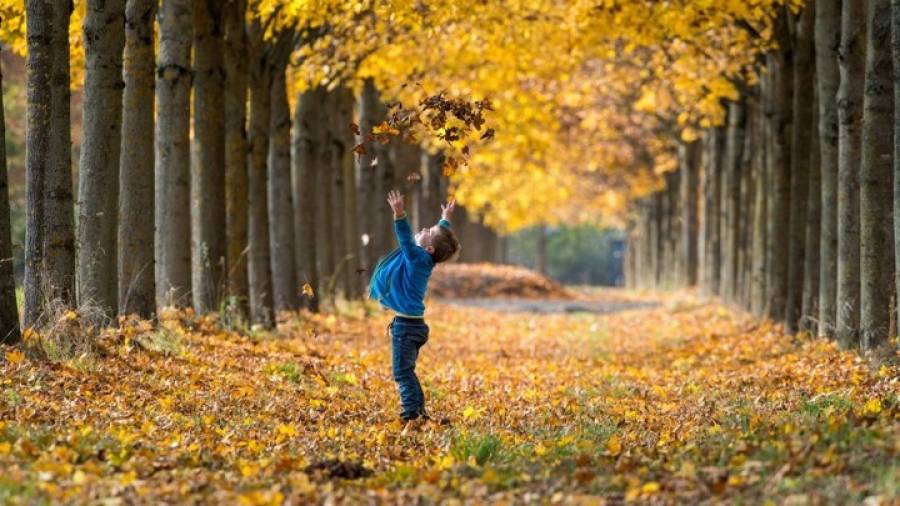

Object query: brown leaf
[352,143,367,156]
[349,123,361,136]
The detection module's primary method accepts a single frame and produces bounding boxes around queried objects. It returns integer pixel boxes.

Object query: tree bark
[324,91,348,299]
[536,224,547,276]
[356,79,383,273]
[78,0,125,317]
[294,88,324,311]
[722,99,746,302]
[680,140,700,286]
[336,88,362,299]
[0,51,20,343]
[786,1,816,333]
[766,16,794,322]
[893,0,900,350]
[738,99,756,307]
[192,0,227,314]
[223,0,249,315]
[268,63,299,311]
[859,0,894,354]
[836,0,866,346]
[702,128,724,296]
[802,103,822,334]
[155,0,193,308]
[751,82,770,317]
[817,0,842,338]
[24,0,52,327]
[246,21,274,327]
[118,0,157,318]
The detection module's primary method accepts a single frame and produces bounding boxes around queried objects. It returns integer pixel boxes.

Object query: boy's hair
[431,227,461,263]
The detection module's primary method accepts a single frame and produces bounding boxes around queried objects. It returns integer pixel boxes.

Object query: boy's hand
[441,198,456,221]
[387,190,405,218]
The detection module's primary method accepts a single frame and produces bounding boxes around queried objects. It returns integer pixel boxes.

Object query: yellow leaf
[4,349,24,364]
[302,283,314,298]
[605,434,622,456]
[534,443,548,456]
[863,398,882,416]
[641,481,660,494]
[462,405,481,420]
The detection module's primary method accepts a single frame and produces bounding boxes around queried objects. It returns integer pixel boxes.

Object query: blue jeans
[389,316,429,419]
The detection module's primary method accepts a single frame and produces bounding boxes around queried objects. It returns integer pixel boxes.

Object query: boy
[369,190,461,422]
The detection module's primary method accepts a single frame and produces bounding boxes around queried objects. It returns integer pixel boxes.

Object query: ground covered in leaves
[0,291,897,505]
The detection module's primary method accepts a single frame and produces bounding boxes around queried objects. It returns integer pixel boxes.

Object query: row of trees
[0,0,508,345]
[625,0,897,361]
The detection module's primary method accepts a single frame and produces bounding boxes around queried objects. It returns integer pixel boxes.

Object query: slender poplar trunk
[537,224,547,276]
[246,21,274,327]
[0,51,20,343]
[24,0,52,327]
[268,63,299,311]
[78,0,125,317]
[767,16,794,322]
[679,140,700,286]
[156,0,193,308]
[723,99,746,302]
[294,88,323,311]
[786,1,816,333]
[356,79,382,272]
[836,0,866,346]
[802,104,822,334]
[336,88,362,298]
[859,0,894,354]
[192,0,227,313]
[817,0,842,338]
[751,84,770,317]
[224,0,249,315]
[118,0,157,317]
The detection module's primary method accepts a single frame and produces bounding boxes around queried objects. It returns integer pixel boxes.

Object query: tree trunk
[766,16,794,322]
[859,0,894,354]
[802,103,822,334]
[223,0,249,315]
[246,22,274,327]
[156,0,192,308]
[118,0,157,318]
[356,79,384,273]
[24,0,52,327]
[268,64,298,312]
[372,138,397,261]
[817,0,842,338]
[836,0,866,346]
[325,91,348,299]
[738,99,756,307]
[893,0,900,348]
[0,50,20,343]
[336,88,362,299]
[78,0,125,317]
[751,82,769,317]
[702,128,724,295]
[192,0,227,314]
[536,224,547,276]
[680,141,700,286]
[316,140,335,300]
[294,88,323,311]
[786,1,816,333]
[722,99,746,302]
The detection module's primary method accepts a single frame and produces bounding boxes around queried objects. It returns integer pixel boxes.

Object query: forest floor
[0,285,897,505]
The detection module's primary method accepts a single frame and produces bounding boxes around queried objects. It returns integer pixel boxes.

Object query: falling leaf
[480,128,495,141]
[372,121,400,136]
[407,172,422,182]
[371,157,379,167]
[302,283,315,298]
[349,123,361,135]
[352,143,367,156]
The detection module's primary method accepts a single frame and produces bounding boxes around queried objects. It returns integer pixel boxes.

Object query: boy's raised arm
[387,190,418,257]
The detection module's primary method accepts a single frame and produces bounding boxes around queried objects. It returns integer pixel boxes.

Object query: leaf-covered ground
[0,291,897,505]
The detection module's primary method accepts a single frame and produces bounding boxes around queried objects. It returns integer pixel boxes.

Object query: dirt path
[438,297,659,314]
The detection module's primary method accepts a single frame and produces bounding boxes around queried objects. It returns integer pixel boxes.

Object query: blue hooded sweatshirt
[368,215,452,317]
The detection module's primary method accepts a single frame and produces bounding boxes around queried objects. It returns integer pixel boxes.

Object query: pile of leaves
[0,292,896,504]
[429,263,573,300]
